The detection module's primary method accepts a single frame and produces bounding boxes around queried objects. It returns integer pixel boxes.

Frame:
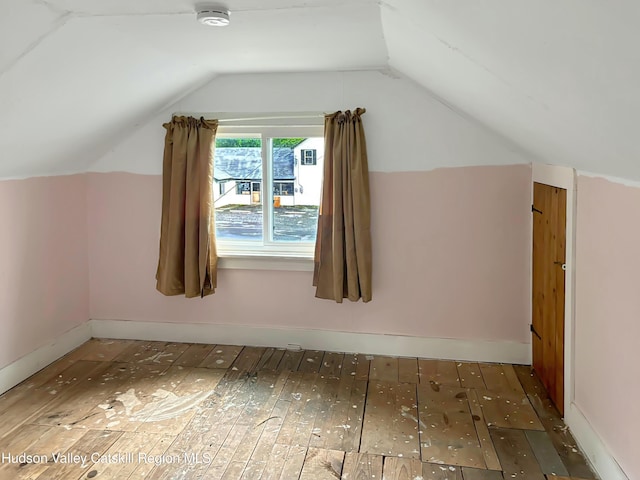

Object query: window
[273,181,294,196]
[211,119,324,260]
[301,149,317,165]
[236,182,250,195]
[234,181,260,195]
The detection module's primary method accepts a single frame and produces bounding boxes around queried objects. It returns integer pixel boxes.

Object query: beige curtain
[156,116,218,298]
[313,108,372,302]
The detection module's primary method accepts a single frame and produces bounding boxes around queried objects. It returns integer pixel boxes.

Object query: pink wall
[575,175,640,479]
[87,164,531,343]
[0,175,89,369]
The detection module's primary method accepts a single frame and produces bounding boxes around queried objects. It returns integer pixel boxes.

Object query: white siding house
[213,138,324,208]
[291,137,324,206]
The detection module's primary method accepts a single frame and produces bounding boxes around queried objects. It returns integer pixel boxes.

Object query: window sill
[218,253,314,272]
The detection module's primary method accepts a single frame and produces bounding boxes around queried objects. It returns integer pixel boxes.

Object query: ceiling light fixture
[196,5,230,27]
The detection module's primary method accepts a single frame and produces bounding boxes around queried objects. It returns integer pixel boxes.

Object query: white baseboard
[0,319,529,397]
[565,402,630,480]
[0,322,92,396]
[89,318,531,364]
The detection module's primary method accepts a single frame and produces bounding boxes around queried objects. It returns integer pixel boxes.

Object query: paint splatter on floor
[113,388,213,423]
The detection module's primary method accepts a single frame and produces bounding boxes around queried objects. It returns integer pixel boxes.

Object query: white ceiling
[2,0,640,179]
[382,0,640,180]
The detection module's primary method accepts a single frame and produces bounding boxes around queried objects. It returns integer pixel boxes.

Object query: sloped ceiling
[382,0,640,180]
[0,0,387,178]
[2,0,640,180]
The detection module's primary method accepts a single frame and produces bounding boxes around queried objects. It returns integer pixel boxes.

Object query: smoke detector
[196,5,230,26]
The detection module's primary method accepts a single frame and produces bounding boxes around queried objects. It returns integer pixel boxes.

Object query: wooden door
[532,182,567,415]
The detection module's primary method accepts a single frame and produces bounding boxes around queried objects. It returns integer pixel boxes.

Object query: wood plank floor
[0,339,596,480]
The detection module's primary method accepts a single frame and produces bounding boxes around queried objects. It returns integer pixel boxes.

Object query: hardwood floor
[0,339,596,479]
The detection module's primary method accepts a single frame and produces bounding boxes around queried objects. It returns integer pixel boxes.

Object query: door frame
[531,163,576,417]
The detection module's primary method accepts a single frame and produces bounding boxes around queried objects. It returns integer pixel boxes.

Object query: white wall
[89,70,532,175]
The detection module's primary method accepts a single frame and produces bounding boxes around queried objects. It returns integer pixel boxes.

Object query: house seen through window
[213,132,324,255]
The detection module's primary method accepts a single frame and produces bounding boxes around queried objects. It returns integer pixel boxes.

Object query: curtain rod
[217,114,325,123]
[171,113,326,123]
[217,125,323,129]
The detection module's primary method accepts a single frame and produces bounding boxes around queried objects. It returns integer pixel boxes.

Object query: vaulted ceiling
[2,0,639,179]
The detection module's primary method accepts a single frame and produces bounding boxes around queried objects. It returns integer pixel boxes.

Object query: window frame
[213,120,324,268]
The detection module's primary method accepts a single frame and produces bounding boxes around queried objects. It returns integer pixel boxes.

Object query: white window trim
[208,113,324,271]
[217,255,314,272]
